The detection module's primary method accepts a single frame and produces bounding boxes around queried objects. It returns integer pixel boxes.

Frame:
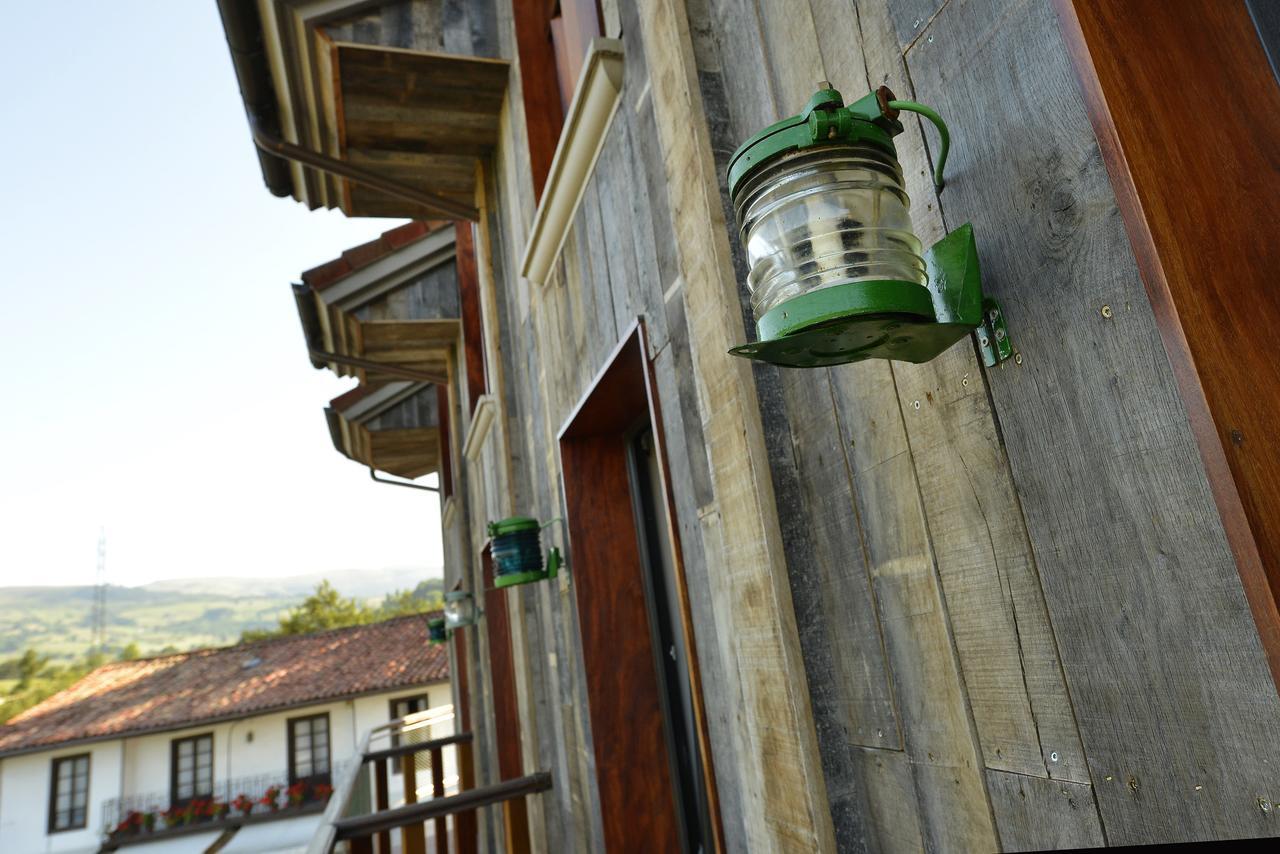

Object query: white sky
[0,3,443,587]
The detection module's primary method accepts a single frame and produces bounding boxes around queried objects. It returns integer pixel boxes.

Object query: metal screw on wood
[1260,798,1273,813]
[1101,304,1114,318]
[913,17,922,28]
[1049,752,1059,763]
[912,400,921,410]
[1014,353,1024,365]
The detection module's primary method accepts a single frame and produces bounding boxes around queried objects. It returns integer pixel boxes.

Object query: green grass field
[0,586,300,661]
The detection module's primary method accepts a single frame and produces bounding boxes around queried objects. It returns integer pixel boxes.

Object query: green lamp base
[729,223,1010,368]
[492,547,563,589]
[493,569,547,589]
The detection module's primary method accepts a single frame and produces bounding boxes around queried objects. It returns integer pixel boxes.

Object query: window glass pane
[52,756,89,831]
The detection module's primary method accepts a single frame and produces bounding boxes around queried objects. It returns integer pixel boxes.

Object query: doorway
[558,321,720,852]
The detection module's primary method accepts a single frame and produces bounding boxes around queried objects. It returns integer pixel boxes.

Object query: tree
[118,643,141,661]
[241,582,374,642]
[16,649,47,689]
[379,586,444,617]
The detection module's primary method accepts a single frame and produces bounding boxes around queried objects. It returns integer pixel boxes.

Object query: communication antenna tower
[91,529,108,654]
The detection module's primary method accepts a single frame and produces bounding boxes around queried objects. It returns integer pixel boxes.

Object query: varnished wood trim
[1054,0,1280,687]
[640,331,727,854]
[455,221,487,417]
[513,0,565,200]
[559,321,723,852]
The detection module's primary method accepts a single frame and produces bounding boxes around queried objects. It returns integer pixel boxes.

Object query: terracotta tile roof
[302,221,451,290]
[0,615,449,757]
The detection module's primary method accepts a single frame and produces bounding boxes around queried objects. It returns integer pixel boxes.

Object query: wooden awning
[239,0,509,219]
[294,222,461,386]
[328,43,509,218]
[326,382,440,479]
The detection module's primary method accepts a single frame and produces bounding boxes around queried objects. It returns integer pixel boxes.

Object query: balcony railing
[308,708,552,854]
[99,762,350,847]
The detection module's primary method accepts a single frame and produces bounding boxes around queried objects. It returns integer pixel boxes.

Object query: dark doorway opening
[558,321,722,853]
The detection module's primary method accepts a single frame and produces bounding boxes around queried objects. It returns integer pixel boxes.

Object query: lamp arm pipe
[369,468,441,492]
[887,100,950,191]
[249,120,480,221]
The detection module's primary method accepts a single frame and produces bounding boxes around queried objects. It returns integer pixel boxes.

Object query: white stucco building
[0,615,450,853]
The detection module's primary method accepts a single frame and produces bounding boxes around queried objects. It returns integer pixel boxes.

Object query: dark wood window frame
[512,0,604,200]
[48,753,90,834]
[481,542,531,851]
[286,713,332,789]
[557,320,724,852]
[169,732,214,807]
[454,221,487,418]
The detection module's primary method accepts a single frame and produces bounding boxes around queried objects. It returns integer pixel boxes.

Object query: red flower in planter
[313,783,334,800]
[232,794,255,815]
[161,804,188,828]
[113,810,144,835]
[286,781,307,806]
[260,785,282,811]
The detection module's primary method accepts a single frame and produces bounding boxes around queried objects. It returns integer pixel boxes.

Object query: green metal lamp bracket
[976,299,1012,367]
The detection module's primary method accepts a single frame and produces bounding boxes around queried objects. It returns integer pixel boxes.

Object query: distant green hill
[0,568,440,662]
[0,586,295,661]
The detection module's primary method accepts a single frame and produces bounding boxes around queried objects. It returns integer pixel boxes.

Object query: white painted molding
[462,394,498,462]
[520,38,624,286]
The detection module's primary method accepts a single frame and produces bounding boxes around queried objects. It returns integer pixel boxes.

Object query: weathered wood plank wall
[904,0,1280,844]
[430,0,1280,850]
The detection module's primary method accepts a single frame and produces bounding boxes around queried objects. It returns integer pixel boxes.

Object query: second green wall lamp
[488,517,564,589]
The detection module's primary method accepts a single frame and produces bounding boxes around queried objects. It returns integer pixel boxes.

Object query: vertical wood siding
[424,0,1280,849]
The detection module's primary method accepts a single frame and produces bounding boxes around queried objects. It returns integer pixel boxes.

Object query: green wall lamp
[427,616,448,645]
[727,84,1011,368]
[488,517,564,589]
[443,589,482,629]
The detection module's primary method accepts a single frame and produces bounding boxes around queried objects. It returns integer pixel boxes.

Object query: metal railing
[309,707,551,854]
[100,761,350,843]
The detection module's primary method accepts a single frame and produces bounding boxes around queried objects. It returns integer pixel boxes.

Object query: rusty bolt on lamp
[727,83,1011,368]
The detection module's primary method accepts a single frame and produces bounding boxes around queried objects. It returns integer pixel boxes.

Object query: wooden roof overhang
[252,0,509,219]
[326,381,440,478]
[294,223,461,386]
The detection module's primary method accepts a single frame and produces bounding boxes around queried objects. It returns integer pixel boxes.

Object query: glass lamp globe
[444,590,479,629]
